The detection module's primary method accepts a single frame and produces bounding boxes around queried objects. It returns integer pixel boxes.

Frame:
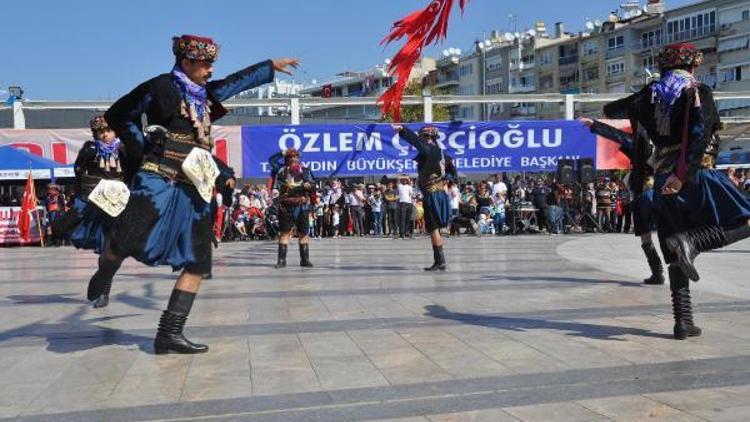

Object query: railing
[4,92,750,128]
[558,55,579,66]
[665,25,716,43]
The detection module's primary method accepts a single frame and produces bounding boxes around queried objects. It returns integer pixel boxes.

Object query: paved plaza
[1,234,749,421]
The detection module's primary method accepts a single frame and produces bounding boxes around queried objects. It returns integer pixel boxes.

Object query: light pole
[476,40,490,120]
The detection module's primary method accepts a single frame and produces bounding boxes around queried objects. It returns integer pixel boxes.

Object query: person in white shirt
[491,174,508,199]
[397,176,414,239]
[332,206,340,237]
[448,181,460,218]
[350,184,366,236]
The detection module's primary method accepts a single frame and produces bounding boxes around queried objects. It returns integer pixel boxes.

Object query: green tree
[383,80,451,123]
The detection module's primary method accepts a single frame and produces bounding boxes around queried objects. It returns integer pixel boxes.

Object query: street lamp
[8,86,24,100]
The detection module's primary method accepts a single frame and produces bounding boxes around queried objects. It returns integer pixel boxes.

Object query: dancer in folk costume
[581,94,667,285]
[627,44,750,339]
[392,125,454,270]
[89,34,298,354]
[272,149,316,269]
[54,116,129,308]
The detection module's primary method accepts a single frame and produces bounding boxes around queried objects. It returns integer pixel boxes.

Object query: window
[641,30,662,48]
[667,10,716,42]
[539,51,552,65]
[643,56,656,71]
[540,75,554,90]
[583,41,598,56]
[607,61,625,76]
[486,82,503,94]
[584,67,599,81]
[719,36,750,52]
[457,84,475,95]
[724,66,743,82]
[743,10,749,21]
[459,106,475,119]
[486,57,502,72]
[607,35,624,51]
[459,63,474,76]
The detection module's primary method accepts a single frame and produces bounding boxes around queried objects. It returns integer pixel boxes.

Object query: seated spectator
[478,212,494,235]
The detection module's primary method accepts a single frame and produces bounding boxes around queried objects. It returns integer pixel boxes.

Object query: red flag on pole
[379,0,469,122]
[17,171,37,242]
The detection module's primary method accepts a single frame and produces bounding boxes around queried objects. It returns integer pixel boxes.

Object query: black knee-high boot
[154,289,208,355]
[275,244,288,269]
[87,253,122,303]
[300,243,313,267]
[424,245,447,272]
[666,224,750,282]
[641,243,664,285]
[669,266,702,340]
[92,278,112,308]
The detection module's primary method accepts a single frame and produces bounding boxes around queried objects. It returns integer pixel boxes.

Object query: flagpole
[35,206,45,248]
[28,167,44,247]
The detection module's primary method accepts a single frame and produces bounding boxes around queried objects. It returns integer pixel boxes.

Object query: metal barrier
[3,92,750,129]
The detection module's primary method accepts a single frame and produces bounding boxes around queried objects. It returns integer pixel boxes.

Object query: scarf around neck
[651,69,697,136]
[171,65,208,119]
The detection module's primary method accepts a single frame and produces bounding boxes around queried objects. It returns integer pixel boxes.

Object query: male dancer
[273,148,315,268]
[392,125,453,271]
[55,116,128,308]
[90,34,298,353]
[580,108,665,285]
[628,44,750,339]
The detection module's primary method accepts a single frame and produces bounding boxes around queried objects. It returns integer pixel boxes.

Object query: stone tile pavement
[0,234,749,421]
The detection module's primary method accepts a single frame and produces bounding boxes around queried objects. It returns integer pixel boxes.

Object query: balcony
[721,19,750,37]
[605,46,626,60]
[485,68,505,80]
[435,74,459,88]
[508,85,536,94]
[558,55,579,66]
[665,25,716,43]
[509,60,535,72]
[633,37,665,51]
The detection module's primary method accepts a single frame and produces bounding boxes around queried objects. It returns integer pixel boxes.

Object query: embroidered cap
[418,125,439,139]
[657,43,704,71]
[283,148,300,163]
[89,115,110,134]
[172,34,220,63]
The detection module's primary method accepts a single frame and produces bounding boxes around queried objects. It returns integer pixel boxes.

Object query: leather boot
[87,254,122,301]
[669,266,702,340]
[666,225,730,282]
[154,289,208,355]
[300,243,313,267]
[275,244,288,269]
[641,242,665,285]
[92,278,112,308]
[424,245,447,272]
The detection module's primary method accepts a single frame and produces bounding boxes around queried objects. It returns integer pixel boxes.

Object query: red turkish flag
[321,84,333,98]
[17,171,38,241]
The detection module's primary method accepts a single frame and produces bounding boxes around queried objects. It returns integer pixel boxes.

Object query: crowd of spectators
[3,167,749,245]
[214,167,750,241]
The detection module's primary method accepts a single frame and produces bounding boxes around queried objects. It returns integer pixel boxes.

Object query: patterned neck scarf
[94,138,122,173]
[171,65,208,119]
[95,138,120,158]
[651,69,697,135]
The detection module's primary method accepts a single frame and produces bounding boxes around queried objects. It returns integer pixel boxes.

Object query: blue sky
[3,0,696,100]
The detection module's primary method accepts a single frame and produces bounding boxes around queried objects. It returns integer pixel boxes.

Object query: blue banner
[242,121,596,178]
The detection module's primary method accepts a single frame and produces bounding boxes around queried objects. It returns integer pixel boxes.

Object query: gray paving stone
[577,395,706,421]
[504,402,612,421]
[427,409,521,421]
[1,235,750,422]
